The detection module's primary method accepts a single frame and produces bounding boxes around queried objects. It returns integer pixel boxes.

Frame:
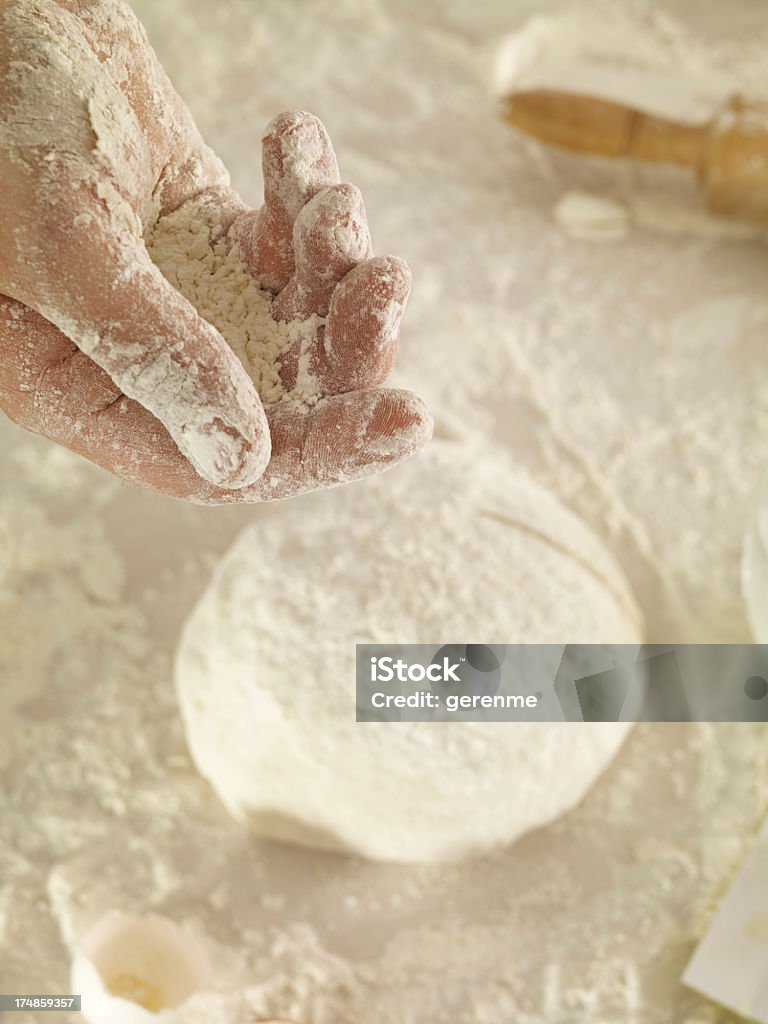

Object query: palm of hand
[0,0,430,503]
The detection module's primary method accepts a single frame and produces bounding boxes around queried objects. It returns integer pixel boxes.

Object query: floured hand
[0,0,431,503]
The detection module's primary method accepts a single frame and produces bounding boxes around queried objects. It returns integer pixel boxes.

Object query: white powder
[176,441,641,865]
[5,1,768,1022]
[554,190,630,240]
[146,201,324,407]
[553,188,767,243]
[492,3,741,123]
[5,428,766,1024]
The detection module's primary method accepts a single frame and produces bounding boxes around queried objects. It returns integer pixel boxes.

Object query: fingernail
[262,109,318,142]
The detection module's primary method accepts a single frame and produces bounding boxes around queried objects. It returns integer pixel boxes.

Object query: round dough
[176,442,643,863]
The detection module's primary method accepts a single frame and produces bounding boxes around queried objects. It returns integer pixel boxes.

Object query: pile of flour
[147,203,324,406]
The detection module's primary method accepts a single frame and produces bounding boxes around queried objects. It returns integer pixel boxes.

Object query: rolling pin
[502,89,768,221]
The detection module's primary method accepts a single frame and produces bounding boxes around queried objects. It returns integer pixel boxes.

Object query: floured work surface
[3,0,768,1021]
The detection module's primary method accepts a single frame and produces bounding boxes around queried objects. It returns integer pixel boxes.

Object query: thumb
[19,199,270,489]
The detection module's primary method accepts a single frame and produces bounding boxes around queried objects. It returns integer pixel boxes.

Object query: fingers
[273,184,372,322]
[233,111,341,291]
[1,6,269,489]
[0,295,244,500]
[0,299,432,505]
[16,197,270,489]
[307,256,411,395]
[127,387,432,504]
[235,387,433,503]
[0,295,188,490]
[261,387,431,493]
[61,385,431,506]
[0,296,111,445]
[263,111,341,222]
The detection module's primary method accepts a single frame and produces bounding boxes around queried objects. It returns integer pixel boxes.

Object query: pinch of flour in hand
[146,199,326,409]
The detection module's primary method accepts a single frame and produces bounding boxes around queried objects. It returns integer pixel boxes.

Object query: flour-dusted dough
[175,442,643,863]
[554,191,629,241]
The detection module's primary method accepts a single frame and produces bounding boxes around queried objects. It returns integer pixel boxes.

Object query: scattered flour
[492,3,740,123]
[553,188,767,243]
[146,202,324,407]
[1,434,764,1020]
[5,1,768,1023]
[628,189,768,240]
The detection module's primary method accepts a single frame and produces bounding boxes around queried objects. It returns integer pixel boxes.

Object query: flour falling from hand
[147,200,324,406]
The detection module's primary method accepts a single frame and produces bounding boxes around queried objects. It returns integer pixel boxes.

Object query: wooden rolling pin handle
[502,89,768,221]
[501,89,711,168]
[703,96,768,218]
[625,110,710,171]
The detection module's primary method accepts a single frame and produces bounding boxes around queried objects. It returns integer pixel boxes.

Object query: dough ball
[175,442,643,863]
[554,191,629,241]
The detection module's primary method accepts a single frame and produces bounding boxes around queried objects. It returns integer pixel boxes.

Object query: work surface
[2,0,768,1021]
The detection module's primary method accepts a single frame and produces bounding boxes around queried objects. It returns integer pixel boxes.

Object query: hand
[0,0,431,503]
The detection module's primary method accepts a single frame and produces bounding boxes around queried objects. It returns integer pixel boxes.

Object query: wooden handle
[626,110,709,169]
[503,88,768,222]
[502,89,709,168]
[501,90,633,157]
[704,96,768,219]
